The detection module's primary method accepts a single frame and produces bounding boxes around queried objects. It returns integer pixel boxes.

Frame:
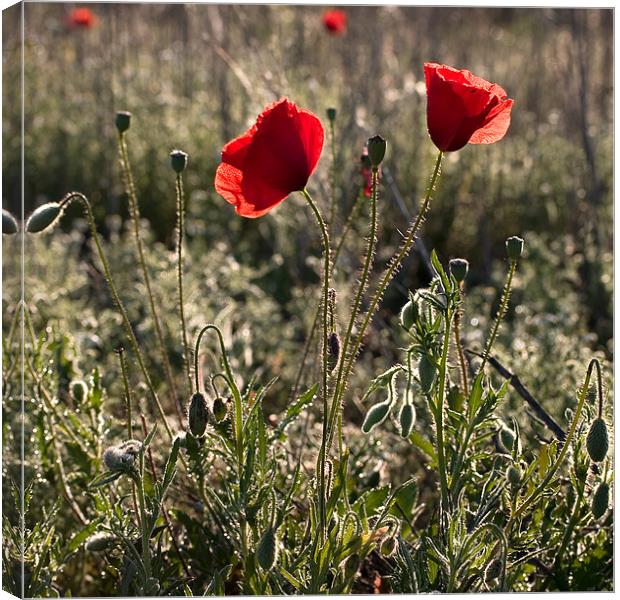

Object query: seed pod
[498,426,516,454]
[506,236,524,260]
[2,209,18,235]
[256,527,278,570]
[449,258,469,283]
[367,135,387,167]
[586,418,609,463]
[591,482,609,519]
[170,149,188,173]
[188,392,209,437]
[399,403,416,439]
[70,379,88,404]
[327,332,341,372]
[115,110,131,133]
[418,355,436,394]
[25,202,63,233]
[361,400,392,434]
[380,535,399,557]
[326,107,337,122]
[399,299,417,331]
[212,396,227,422]
[506,465,522,487]
[85,532,116,552]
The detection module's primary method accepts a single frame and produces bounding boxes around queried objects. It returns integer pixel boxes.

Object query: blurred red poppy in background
[322,9,347,35]
[424,62,513,152]
[67,7,97,29]
[215,98,325,218]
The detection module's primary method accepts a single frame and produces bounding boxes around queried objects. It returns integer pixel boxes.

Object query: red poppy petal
[469,99,513,145]
[214,162,246,210]
[221,127,256,169]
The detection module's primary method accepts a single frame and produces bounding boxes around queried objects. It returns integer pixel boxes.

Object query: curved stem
[175,173,193,393]
[118,133,181,423]
[300,189,331,542]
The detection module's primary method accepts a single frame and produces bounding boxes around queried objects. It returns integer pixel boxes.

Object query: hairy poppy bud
[506,465,522,487]
[170,149,188,173]
[400,299,418,331]
[506,236,524,261]
[591,482,609,519]
[70,379,88,404]
[85,532,115,552]
[449,258,469,283]
[399,403,416,439]
[586,417,609,463]
[367,135,387,168]
[115,111,131,133]
[380,535,399,557]
[327,332,341,373]
[361,400,392,434]
[103,440,141,473]
[188,392,209,437]
[498,425,516,454]
[326,107,337,122]
[418,355,436,394]
[212,396,227,423]
[26,202,63,233]
[2,209,18,235]
[256,527,278,570]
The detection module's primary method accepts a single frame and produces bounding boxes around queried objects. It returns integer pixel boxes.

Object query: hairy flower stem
[133,455,152,579]
[300,189,331,542]
[59,193,174,441]
[327,150,443,453]
[478,258,517,375]
[117,347,133,439]
[117,134,180,422]
[454,286,469,395]
[331,169,379,459]
[175,173,193,394]
[328,118,337,228]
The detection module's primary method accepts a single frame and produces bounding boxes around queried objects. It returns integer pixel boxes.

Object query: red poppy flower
[322,9,347,35]
[424,63,513,152]
[215,98,325,218]
[360,147,380,198]
[68,7,97,29]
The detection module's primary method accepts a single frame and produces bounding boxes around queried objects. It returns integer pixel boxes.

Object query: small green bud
[188,392,209,438]
[170,149,188,173]
[399,403,416,439]
[326,107,337,122]
[418,355,436,394]
[361,400,392,434]
[115,111,131,133]
[506,236,524,260]
[586,418,609,463]
[591,482,609,519]
[400,299,418,330]
[327,332,341,373]
[212,396,227,422]
[85,533,116,552]
[367,135,387,168]
[70,379,88,404]
[380,535,398,557]
[256,527,278,570]
[449,258,469,283]
[506,465,522,487]
[498,426,516,454]
[2,209,18,235]
[25,202,63,233]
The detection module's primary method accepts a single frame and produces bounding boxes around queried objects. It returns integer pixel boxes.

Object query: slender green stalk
[175,173,193,393]
[553,489,583,573]
[133,455,152,578]
[478,259,517,375]
[300,189,331,542]
[117,347,133,439]
[328,150,443,452]
[59,193,174,440]
[331,168,379,459]
[327,118,337,228]
[454,286,469,395]
[117,133,180,421]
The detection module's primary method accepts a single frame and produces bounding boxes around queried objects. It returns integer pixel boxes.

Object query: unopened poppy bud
[498,425,516,454]
[449,258,469,283]
[327,332,341,372]
[506,465,522,487]
[326,107,337,122]
[380,535,399,557]
[399,403,416,439]
[115,111,131,133]
[400,299,418,330]
[2,209,18,234]
[170,149,188,173]
[70,379,88,404]
[591,482,609,519]
[212,396,227,422]
[188,392,209,437]
[26,202,63,233]
[256,527,278,570]
[586,418,609,463]
[103,440,141,473]
[418,355,436,394]
[367,135,387,168]
[361,400,392,434]
[85,532,116,552]
[506,236,524,260]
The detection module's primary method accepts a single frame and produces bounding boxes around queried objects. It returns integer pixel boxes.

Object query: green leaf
[408,431,437,462]
[67,518,103,552]
[272,384,317,442]
[162,436,181,494]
